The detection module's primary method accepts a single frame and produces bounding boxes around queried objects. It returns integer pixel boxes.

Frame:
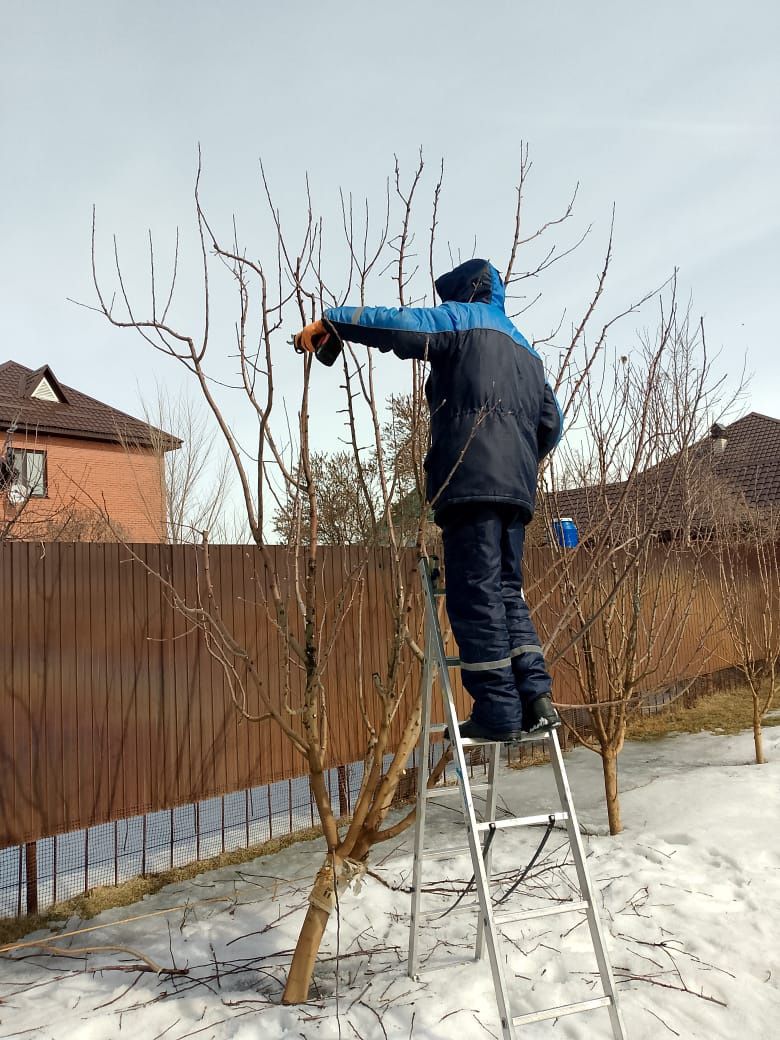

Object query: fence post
[25,842,38,915]
[16,845,23,917]
[337,765,349,817]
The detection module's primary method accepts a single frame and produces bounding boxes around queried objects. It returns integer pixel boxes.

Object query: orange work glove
[293,320,331,355]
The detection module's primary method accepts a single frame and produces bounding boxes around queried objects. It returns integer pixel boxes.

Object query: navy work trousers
[439,502,552,731]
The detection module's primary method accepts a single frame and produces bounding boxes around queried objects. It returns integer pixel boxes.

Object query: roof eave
[0,420,181,452]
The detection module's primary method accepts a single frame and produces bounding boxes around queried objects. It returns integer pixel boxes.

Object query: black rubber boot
[444,717,524,743]
[522,695,561,734]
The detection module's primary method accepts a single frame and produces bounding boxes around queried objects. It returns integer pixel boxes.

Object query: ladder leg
[547,730,628,1040]
[415,561,516,1037]
[408,625,436,978]
[428,613,516,1034]
[475,741,501,959]
[449,741,516,1038]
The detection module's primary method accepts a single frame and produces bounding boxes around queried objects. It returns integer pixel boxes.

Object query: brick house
[0,361,180,542]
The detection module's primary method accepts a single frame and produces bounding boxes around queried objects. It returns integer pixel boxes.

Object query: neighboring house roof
[700,412,780,507]
[549,412,780,535]
[0,360,180,450]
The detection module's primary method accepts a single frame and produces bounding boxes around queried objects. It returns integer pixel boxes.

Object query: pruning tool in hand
[292,319,343,367]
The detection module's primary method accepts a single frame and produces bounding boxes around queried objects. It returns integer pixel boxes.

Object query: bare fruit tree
[533,305,734,834]
[88,145,683,1000]
[713,501,779,764]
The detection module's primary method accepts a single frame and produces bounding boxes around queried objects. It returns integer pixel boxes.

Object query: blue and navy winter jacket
[324,259,563,522]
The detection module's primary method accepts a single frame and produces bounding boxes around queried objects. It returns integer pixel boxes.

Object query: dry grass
[503,685,780,769]
[626,685,780,742]
[505,742,554,772]
[0,824,325,948]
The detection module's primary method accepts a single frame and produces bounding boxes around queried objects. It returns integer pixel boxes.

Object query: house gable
[29,368,68,403]
[0,360,179,450]
[31,377,60,402]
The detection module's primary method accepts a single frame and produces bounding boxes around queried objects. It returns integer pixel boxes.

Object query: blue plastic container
[552,517,579,548]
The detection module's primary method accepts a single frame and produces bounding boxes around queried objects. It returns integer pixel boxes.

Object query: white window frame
[9,448,48,498]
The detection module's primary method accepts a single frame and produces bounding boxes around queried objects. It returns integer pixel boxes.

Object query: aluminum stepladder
[408,558,627,1039]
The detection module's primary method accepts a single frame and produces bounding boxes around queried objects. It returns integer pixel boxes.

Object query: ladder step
[513,995,612,1027]
[428,722,549,747]
[429,721,497,737]
[420,900,479,919]
[426,782,491,799]
[423,845,473,861]
[461,733,550,747]
[476,812,567,832]
[494,900,589,926]
[410,953,475,977]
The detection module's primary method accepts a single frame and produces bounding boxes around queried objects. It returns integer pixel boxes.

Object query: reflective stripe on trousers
[440,503,552,731]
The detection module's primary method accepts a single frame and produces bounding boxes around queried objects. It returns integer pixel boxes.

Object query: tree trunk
[602,751,622,835]
[282,901,331,1003]
[282,852,363,1004]
[752,697,765,765]
[282,855,339,1003]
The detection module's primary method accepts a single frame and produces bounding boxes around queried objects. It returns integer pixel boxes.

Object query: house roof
[549,412,780,535]
[699,412,780,507]
[0,360,180,450]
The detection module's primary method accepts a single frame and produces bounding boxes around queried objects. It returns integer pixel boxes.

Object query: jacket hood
[435,259,505,310]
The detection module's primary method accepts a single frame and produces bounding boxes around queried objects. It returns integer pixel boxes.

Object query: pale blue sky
[1,1,778,446]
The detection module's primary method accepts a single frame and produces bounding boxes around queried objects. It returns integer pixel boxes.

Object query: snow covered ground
[1,726,779,1040]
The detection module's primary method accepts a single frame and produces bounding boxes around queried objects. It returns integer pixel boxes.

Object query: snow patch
[1,728,779,1039]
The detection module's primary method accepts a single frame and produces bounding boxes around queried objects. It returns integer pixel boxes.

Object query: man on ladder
[295,258,563,742]
[298,261,627,1038]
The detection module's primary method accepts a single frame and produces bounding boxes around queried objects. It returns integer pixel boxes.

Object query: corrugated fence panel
[0,540,766,848]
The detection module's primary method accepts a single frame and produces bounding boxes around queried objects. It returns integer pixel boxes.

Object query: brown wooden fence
[0,540,744,848]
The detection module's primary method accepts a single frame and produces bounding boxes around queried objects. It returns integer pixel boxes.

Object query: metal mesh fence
[0,745,481,920]
[1,766,335,918]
